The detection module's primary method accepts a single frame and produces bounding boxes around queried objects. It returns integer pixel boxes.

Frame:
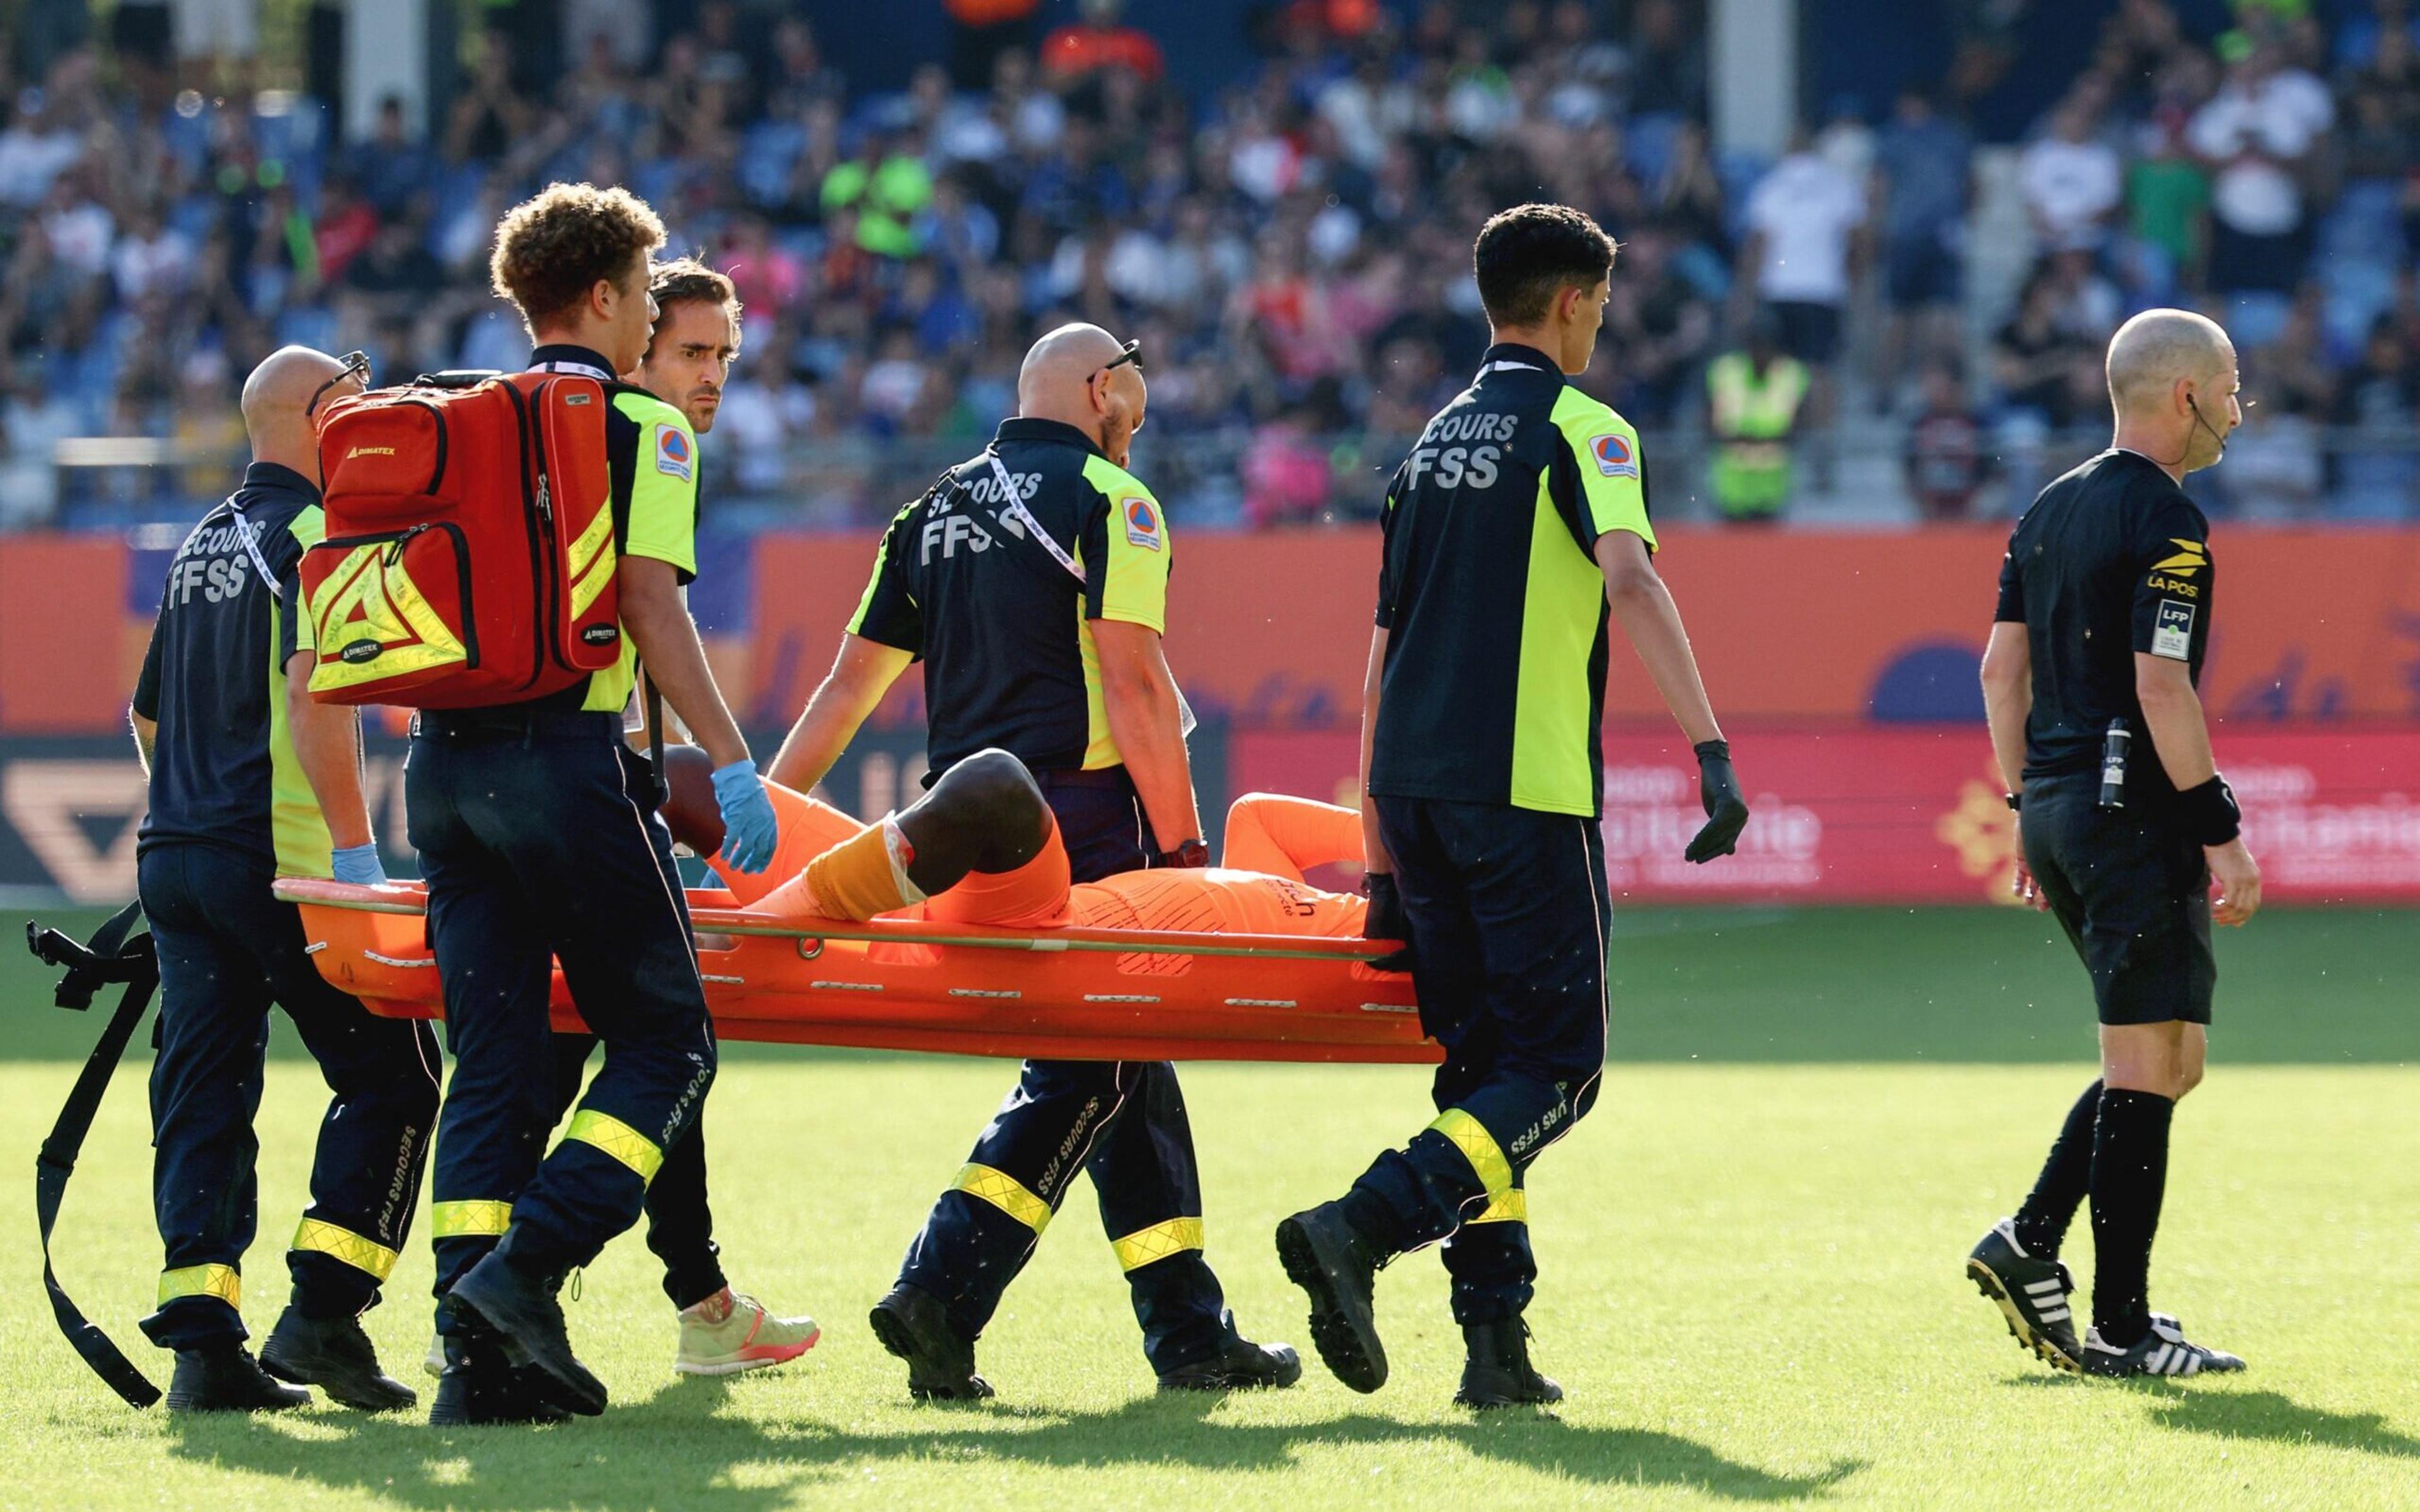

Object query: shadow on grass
[2141,1387,2420,1460]
[165,1382,1864,1507]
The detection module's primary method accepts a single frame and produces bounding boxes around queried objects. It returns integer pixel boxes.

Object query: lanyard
[976,447,1197,738]
[215,503,282,602]
[529,358,615,381]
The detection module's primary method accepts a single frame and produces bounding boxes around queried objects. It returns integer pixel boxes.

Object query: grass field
[4,906,2415,1509]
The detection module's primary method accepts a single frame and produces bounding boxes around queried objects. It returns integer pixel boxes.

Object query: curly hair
[647,256,744,352]
[489,182,666,333]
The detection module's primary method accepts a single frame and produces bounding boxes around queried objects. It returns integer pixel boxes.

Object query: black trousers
[897,768,1229,1372]
[550,1033,725,1309]
[1346,795,1611,1325]
[137,843,441,1350]
[409,711,717,1318]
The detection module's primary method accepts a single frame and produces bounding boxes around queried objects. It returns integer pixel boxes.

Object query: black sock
[2088,1087,2175,1348]
[2012,1079,2103,1259]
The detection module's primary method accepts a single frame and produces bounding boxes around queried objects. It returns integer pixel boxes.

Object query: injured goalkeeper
[662,744,1372,941]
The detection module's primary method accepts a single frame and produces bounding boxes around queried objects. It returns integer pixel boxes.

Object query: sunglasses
[305,350,372,418]
[1093,340,1143,381]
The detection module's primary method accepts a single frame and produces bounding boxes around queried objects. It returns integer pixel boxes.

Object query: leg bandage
[802,817,928,920]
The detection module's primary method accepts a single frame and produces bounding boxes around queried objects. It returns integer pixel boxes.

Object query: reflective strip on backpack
[305,541,467,693]
[567,503,618,617]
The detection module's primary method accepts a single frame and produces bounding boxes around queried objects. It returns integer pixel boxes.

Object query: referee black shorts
[2020,772,2216,1026]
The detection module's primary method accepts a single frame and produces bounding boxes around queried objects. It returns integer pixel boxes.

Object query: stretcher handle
[272,879,1410,967]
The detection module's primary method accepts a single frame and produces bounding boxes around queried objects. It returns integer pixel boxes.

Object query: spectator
[2019,96,2123,251]
[1705,312,1809,525]
[1739,125,1865,435]
[1873,86,1973,386]
[1902,362,1988,521]
[2125,109,2210,294]
[348,94,430,217]
[110,202,195,302]
[2331,316,2420,517]
[0,88,84,209]
[2188,38,2332,294]
[1042,0,1164,86]
[1599,221,1712,425]
[1994,270,2094,432]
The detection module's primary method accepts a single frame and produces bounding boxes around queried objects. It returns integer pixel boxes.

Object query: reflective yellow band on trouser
[1464,1189,1528,1225]
[158,1263,241,1309]
[290,1218,401,1281]
[1112,1216,1206,1272]
[565,1109,666,1186]
[952,1163,1053,1234]
[430,1200,514,1239]
[1427,1108,1514,1203]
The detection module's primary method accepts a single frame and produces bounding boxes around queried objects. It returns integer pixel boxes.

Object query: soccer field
[6,907,2415,1510]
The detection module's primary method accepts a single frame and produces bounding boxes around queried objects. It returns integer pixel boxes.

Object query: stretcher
[274,879,1439,1065]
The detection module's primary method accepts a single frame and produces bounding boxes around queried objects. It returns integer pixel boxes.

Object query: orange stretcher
[274,878,1438,1065]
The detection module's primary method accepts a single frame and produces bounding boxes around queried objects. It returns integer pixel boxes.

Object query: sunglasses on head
[1094,340,1143,380]
[305,350,372,418]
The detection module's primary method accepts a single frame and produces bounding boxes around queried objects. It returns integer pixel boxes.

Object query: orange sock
[802,820,923,920]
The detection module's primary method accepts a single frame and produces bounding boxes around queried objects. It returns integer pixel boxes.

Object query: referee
[1966,308,2259,1380]
[768,322,1297,1398]
[1276,203,1748,1408]
[130,345,437,1412]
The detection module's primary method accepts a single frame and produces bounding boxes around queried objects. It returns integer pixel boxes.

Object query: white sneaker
[674,1287,820,1376]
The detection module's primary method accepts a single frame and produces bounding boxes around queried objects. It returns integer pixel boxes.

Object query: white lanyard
[976,447,1196,738]
[218,503,282,602]
[529,358,615,381]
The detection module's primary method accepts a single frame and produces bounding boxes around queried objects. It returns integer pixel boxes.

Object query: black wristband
[2005,791,2021,813]
[1693,740,1731,762]
[2177,775,2241,847]
[1155,839,1210,869]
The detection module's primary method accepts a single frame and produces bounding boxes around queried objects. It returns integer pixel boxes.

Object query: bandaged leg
[706,780,864,907]
[761,818,926,921]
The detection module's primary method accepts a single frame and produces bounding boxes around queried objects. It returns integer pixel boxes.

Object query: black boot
[261,1305,417,1412]
[868,1283,993,1401]
[164,1343,311,1414]
[1156,1312,1303,1392]
[427,1332,573,1427]
[445,1250,606,1416]
[1274,1203,1387,1393]
[1455,1318,1562,1409]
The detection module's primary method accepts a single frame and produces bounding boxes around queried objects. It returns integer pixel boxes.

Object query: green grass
[3,908,2416,1508]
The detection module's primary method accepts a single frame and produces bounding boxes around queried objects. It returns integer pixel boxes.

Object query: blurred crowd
[2,0,2418,529]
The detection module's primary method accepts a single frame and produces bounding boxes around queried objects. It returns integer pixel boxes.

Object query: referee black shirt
[1996,448,2214,809]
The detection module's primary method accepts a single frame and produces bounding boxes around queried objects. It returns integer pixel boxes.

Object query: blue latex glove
[331,843,387,886]
[712,759,780,874]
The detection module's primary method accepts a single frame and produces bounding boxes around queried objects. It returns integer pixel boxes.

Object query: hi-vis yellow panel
[306,542,465,693]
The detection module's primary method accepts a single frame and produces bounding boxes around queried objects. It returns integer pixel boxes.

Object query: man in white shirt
[2019,101,2123,251]
[2187,42,2332,294]
[1739,130,1867,441]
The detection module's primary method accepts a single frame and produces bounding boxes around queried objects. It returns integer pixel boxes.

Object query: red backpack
[301,371,623,708]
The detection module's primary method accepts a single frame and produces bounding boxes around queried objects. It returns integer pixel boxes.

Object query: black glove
[1361,871,1415,972]
[1685,739,1749,863]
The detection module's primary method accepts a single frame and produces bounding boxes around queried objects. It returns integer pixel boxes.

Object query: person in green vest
[1706,312,1810,523]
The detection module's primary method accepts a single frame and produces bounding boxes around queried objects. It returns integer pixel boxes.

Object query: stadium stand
[0,0,2416,530]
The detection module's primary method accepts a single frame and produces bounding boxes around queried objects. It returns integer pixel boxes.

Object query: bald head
[2107,309,2233,415]
[1015,321,1147,467]
[241,345,352,484]
[1017,323,1127,415]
